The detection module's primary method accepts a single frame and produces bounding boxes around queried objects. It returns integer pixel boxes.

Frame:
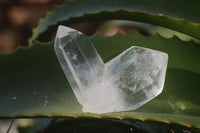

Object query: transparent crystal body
[54,25,168,113]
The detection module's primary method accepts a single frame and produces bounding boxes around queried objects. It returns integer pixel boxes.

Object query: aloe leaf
[41,118,199,133]
[0,33,200,129]
[29,0,200,43]
[97,20,200,43]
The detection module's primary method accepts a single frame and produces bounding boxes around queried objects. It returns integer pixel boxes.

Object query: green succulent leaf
[29,0,200,43]
[41,118,199,133]
[0,33,200,129]
[97,20,200,43]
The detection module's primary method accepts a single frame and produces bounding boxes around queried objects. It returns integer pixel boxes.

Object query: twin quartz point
[54,25,168,113]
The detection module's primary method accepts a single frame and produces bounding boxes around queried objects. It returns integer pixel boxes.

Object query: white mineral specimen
[54,25,168,113]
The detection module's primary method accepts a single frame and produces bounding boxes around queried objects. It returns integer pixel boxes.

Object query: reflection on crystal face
[54,25,168,113]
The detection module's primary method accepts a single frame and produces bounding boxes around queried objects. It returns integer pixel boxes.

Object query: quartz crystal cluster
[54,25,168,113]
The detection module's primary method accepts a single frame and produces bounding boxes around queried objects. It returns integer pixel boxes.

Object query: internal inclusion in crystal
[54,25,168,113]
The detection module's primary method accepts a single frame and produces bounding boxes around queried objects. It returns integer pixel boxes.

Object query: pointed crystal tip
[56,26,80,38]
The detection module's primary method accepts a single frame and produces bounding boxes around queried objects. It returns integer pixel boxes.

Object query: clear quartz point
[54,25,168,113]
